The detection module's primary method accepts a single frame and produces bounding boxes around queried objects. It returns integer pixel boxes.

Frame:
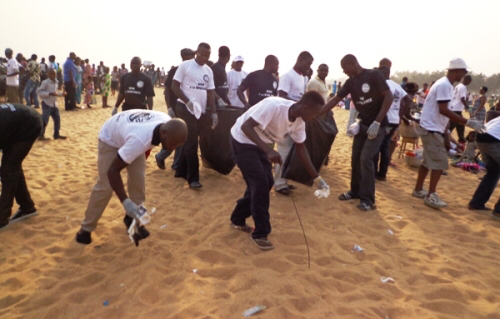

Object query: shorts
[419,127,448,170]
[111,81,119,90]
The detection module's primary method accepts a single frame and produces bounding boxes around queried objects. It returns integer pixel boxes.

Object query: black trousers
[374,124,399,179]
[469,142,500,212]
[230,137,274,239]
[0,132,40,221]
[64,82,76,110]
[449,111,466,143]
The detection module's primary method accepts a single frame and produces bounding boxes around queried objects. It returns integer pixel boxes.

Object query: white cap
[233,55,244,62]
[447,57,468,70]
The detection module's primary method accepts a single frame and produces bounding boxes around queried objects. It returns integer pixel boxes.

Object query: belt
[426,130,445,137]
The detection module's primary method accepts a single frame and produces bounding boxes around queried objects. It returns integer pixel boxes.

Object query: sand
[2,90,500,319]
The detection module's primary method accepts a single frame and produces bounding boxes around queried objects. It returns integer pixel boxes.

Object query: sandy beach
[2,89,500,319]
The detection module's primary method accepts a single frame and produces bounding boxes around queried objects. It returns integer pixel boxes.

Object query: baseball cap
[180,48,195,57]
[447,58,468,70]
[233,55,244,62]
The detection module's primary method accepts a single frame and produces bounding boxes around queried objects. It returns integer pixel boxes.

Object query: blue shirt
[63,58,76,82]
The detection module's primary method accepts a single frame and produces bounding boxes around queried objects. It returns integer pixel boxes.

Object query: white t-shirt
[386,79,408,124]
[420,76,454,133]
[231,97,306,146]
[98,110,170,164]
[416,89,426,105]
[485,116,500,140]
[6,58,19,86]
[278,69,307,101]
[173,59,215,115]
[449,83,468,111]
[227,69,248,108]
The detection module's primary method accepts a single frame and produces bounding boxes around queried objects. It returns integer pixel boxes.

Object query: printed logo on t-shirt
[127,111,154,123]
[137,81,144,88]
[362,83,370,93]
[273,81,277,89]
[203,75,209,83]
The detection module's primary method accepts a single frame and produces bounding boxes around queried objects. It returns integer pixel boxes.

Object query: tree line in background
[391,71,500,95]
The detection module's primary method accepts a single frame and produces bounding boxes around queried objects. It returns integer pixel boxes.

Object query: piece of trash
[58,164,62,168]
[388,229,394,235]
[120,283,124,287]
[352,245,364,252]
[150,207,157,214]
[103,300,109,306]
[160,224,167,229]
[192,269,198,274]
[394,215,402,220]
[380,277,395,284]
[314,188,330,199]
[242,305,266,317]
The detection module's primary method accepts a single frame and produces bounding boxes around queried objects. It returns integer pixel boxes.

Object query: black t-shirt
[338,69,390,126]
[211,61,228,102]
[119,72,155,111]
[164,66,178,108]
[239,70,278,106]
[0,103,43,148]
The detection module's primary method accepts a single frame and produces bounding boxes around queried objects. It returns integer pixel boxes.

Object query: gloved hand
[217,99,227,107]
[167,108,175,118]
[211,113,219,129]
[111,107,118,116]
[314,176,329,190]
[466,120,487,133]
[367,121,381,139]
[186,100,194,112]
[122,198,141,219]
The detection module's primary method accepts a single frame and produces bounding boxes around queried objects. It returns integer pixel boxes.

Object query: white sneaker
[412,189,428,198]
[424,193,448,209]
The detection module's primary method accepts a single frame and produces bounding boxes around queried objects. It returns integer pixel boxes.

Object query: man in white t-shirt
[229,92,329,250]
[413,58,484,209]
[226,55,248,108]
[5,48,20,103]
[449,75,472,143]
[275,51,313,195]
[416,83,428,109]
[172,42,218,189]
[75,110,187,245]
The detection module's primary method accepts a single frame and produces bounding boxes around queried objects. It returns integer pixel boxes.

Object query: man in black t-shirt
[112,57,155,115]
[321,54,393,211]
[211,46,231,105]
[155,48,195,170]
[0,103,43,230]
[237,55,279,108]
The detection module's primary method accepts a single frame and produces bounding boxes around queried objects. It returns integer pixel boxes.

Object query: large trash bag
[282,112,338,186]
[199,107,245,175]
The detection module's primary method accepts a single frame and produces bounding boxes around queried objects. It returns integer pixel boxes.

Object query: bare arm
[207,90,216,113]
[439,102,467,125]
[241,118,282,164]
[107,156,129,202]
[237,86,250,108]
[460,97,469,111]
[319,95,343,115]
[146,96,153,110]
[278,90,294,101]
[171,80,189,104]
[400,95,419,124]
[164,89,172,109]
[295,143,319,179]
[114,92,125,109]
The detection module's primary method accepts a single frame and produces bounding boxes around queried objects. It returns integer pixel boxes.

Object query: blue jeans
[24,79,39,107]
[41,102,61,138]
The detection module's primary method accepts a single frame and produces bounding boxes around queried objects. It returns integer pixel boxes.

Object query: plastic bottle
[242,305,266,317]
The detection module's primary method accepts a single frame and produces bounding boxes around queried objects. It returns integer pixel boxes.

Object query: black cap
[180,48,195,57]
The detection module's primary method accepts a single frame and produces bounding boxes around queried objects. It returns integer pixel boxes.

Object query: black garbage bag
[282,112,338,186]
[199,107,245,175]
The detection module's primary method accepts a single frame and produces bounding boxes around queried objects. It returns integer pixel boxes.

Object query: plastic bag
[347,119,360,137]
[282,115,338,186]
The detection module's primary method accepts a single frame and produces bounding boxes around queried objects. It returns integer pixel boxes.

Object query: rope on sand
[291,196,311,269]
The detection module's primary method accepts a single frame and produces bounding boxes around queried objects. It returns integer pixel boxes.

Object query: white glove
[217,99,227,107]
[211,113,219,130]
[466,120,486,133]
[314,176,329,190]
[167,108,175,118]
[111,107,118,116]
[347,119,361,137]
[186,100,194,113]
[122,198,141,219]
[367,121,381,139]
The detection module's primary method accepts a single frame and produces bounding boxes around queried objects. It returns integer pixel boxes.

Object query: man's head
[160,118,188,151]
[130,57,142,73]
[379,58,392,69]
[264,55,279,74]
[340,54,362,77]
[75,57,81,65]
[446,57,468,83]
[378,66,390,80]
[480,86,488,94]
[16,53,23,63]
[423,83,428,90]
[121,63,125,68]
[49,55,55,62]
[69,52,76,60]
[233,56,244,71]
[5,48,13,59]
[195,43,211,66]
[48,68,56,81]
[31,54,37,61]
[402,76,408,83]
[180,48,195,61]
[296,91,325,122]
[317,64,329,81]
[218,46,230,64]
[462,75,472,86]
[84,58,89,64]
[100,61,104,66]
[41,57,45,63]
[296,51,313,75]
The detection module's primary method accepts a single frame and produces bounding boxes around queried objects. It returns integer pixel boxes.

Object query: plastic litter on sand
[352,245,364,252]
[103,300,109,306]
[150,207,156,214]
[242,305,266,317]
[160,224,167,229]
[388,229,394,235]
[380,277,395,284]
[192,269,198,274]
[314,188,330,199]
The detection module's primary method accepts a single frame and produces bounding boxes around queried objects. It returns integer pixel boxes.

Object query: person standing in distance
[449,75,472,143]
[5,48,20,103]
[306,64,329,103]
[172,42,218,189]
[63,52,78,111]
[226,55,248,108]
[237,55,279,108]
[37,68,67,141]
[321,54,394,211]
[211,46,231,106]
[112,57,155,115]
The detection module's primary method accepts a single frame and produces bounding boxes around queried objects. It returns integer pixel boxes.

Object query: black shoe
[0,219,9,231]
[75,229,92,244]
[189,181,202,189]
[155,154,166,170]
[54,135,67,140]
[38,136,50,141]
[10,207,38,223]
[375,175,387,181]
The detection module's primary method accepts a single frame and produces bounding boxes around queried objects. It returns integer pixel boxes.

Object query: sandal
[338,191,358,201]
[357,202,377,211]
[276,188,292,196]
[288,184,297,190]
[231,223,254,233]
[251,236,275,250]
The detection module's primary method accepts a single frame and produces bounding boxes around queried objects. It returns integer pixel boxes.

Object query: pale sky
[3,0,500,80]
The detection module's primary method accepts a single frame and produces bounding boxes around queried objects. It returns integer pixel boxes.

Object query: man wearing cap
[155,48,195,170]
[227,56,248,108]
[413,58,485,209]
[237,55,279,108]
